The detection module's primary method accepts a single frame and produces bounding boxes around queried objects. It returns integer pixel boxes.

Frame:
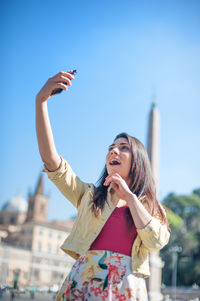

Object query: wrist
[126,192,138,204]
[36,93,49,104]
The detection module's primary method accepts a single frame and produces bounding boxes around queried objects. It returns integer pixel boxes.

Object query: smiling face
[106,137,132,184]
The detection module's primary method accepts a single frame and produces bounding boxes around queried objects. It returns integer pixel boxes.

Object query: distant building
[0,174,74,287]
[0,195,27,226]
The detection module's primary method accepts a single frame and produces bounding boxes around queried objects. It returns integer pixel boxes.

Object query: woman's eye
[121,146,129,151]
[108,146,129,152]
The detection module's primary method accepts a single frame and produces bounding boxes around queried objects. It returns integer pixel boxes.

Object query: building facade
[0,174,74,288]
[0,243,74,287]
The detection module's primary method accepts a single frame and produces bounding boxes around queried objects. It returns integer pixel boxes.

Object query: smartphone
[51,70,77,95]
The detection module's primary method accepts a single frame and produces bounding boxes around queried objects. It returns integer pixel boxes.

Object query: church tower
[147,102,164,301]
[26,173,49,222]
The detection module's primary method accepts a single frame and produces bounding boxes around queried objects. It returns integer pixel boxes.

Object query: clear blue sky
[1,0,200,221]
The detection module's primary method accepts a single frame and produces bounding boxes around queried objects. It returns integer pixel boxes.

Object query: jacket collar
[107,185,119,206]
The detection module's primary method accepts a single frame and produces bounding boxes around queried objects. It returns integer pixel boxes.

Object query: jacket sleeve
[136,217,170,251]
[43,157,91,209]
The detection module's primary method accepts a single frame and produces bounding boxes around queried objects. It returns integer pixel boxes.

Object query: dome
[2,195,28,213]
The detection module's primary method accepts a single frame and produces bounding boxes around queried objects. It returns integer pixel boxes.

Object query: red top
[89,206,137,256]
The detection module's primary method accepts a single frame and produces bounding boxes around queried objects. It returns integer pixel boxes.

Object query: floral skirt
[56,250,148,301]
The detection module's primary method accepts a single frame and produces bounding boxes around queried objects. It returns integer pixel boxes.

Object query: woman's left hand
[104,173,153,229]
[104,173,135,201]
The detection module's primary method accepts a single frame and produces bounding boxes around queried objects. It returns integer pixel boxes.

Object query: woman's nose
[110,147,119,155]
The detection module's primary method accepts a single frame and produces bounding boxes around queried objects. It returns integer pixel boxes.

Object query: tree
[160,188,200,286]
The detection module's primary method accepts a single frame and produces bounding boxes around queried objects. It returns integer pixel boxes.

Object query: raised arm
[35,71,74,171]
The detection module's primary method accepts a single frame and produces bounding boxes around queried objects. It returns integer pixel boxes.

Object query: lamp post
[170,246,182,301]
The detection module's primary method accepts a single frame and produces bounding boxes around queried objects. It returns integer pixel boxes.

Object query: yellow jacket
[43,158,170,278]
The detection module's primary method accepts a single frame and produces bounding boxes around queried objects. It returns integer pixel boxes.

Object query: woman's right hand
[36,71,75,103]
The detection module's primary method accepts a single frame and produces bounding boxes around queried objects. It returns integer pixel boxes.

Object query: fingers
[53,82,69,91]
[55,71,75,80]
[56,75,72,86]
[104,173,121,186]
[110,182,118,190]
[54,71,75,86]
[37,70,76,101]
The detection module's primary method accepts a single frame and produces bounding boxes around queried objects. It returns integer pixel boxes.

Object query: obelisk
[146,102,164,301]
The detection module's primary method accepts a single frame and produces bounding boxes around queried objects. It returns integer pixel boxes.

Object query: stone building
[0,195,27,226]
[0,174,74,287]
[0,243,74,287]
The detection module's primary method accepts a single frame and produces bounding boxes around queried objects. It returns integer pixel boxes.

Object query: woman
[36,71,170,300]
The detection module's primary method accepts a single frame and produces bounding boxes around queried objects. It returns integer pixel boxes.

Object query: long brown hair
[91,132,168,226]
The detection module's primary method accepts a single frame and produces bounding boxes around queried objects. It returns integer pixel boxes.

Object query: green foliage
[193,188,200,198]
[166,209,183,229]
[160,188,200,286]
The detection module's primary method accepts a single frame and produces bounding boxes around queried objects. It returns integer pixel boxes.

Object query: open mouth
[109,160,121,166]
